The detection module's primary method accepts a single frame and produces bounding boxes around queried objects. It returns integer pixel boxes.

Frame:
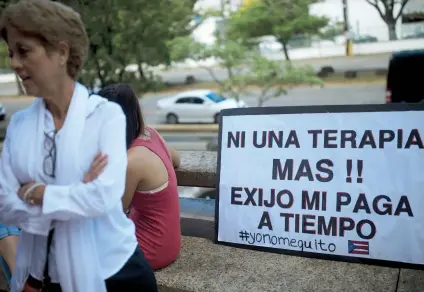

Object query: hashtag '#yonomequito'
[239,230,248,241]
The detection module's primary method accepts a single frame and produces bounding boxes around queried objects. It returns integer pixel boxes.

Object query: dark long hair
[98,84,145,149]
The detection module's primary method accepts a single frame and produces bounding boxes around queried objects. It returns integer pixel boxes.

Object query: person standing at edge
[0,1,157,291]
[99,84,182,271]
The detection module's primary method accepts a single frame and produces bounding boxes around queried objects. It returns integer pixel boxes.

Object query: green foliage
[207,41,252,101]
[55,0,197,93]
[170,36,323,106]
[0,42,9,69]
[243,54,323,106]
[227,0,329,60]
[320,21,345,42]
[168,36,208,62]
[0,0,197,94]
[0,0,324,98]
[170,37,250,101]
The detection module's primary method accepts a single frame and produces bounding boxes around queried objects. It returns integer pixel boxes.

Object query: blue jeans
[0,224,20,240]
[0,224,19,283]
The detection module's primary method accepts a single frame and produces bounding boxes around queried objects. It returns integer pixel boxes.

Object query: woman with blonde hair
[0,1,157,291]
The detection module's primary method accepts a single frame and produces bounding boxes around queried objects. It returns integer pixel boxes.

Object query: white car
[156,89,247,124]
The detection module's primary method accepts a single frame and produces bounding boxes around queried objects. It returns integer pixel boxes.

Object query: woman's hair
[0,0,89,80]
[98,84,145,149]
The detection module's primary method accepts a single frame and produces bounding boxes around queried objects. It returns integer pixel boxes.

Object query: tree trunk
[137,63,149,92]
[118,68,126,82]
[282,42,290,61]
[93,56,105,87]
[257,97,264,107]
[387,21,397,41]
[137,64,146,81]
[226,67,239,102]
[15,73,25,95]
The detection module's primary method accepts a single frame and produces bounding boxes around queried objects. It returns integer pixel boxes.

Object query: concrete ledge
[0,125,218,141]
[175,198,424,291]
[176,151,217,188]
[180,197,214,219]
[172,159,424,292]
[151,124,218,133]
[180,198,215,241]
[398,269,424,292]
[156,236,400,292]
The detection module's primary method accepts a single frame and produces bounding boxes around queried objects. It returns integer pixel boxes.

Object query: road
[0,54,390,96]
[140,83,386,124]
[0,82,20,96]
[0,83,386,147]
[158,54,391,84]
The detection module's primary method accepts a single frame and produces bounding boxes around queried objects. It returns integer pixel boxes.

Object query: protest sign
[215,104,424,268]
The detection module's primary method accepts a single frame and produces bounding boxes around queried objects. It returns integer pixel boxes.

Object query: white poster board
[216,104,424,268]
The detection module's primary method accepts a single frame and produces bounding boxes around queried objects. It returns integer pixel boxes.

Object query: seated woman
[98,84,181,270]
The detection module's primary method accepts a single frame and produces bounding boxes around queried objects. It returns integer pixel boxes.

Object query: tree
[0,42,24,95]
[239,0,257,12]
[72,0,137,89]
[117,0,197,92]
[0,43,9,70]
[168,36,207,63]
[170,37,251,101]
[365,0,410,40]
[57,0,197,93]
[244,54,323,106]
[227,0,328,61]
[169,36,323,106]
[1,0,197,94]
[320,21,345,43]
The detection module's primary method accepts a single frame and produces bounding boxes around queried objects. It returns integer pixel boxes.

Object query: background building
[401,0,424,38]
[193,0,424,45]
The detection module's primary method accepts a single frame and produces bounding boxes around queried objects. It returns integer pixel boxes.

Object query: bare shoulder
[127,146,156,170]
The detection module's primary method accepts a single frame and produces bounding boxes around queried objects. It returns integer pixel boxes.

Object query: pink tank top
[128,127,181,270]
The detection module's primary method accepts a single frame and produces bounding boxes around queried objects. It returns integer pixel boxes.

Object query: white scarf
[10,83,108,292]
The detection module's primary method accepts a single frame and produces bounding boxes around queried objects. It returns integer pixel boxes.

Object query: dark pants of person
[26,246,158,292]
